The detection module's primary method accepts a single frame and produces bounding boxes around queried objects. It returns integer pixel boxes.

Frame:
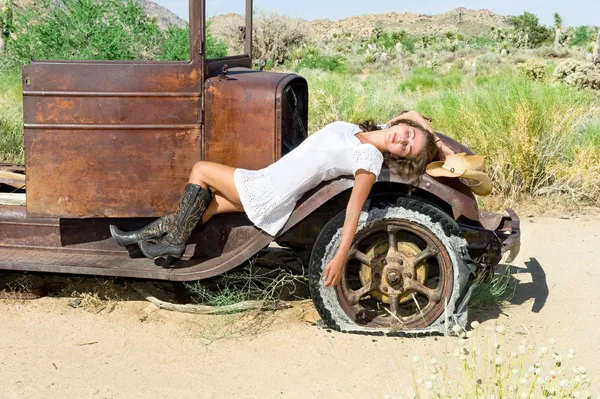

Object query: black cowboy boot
[139,183,212,266]
[109,215,174,258]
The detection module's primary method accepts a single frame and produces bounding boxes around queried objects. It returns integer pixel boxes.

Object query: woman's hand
[323,254,345,287]
[387,110,433,133]
[322,170,376,287]
[435,136,455,161]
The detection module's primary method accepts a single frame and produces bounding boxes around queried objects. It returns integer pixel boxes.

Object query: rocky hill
[210,7,511,39]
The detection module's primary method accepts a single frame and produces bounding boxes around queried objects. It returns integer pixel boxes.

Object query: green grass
[0,72,23,163]
[415,74,600,205]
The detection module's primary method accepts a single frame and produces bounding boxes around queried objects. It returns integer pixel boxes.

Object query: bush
[508,11,553,48]
[211,10,307,65]
[1,0,228,69]
[288,44,346,72]
[5,0,163,68]
[159,24,227,61]
[554,60,600,91]
[517,59,547,81]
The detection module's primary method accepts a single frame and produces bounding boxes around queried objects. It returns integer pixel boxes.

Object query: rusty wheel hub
[338,222,453,329]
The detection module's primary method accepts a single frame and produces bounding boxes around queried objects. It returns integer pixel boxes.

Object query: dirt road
[1,217,599,398]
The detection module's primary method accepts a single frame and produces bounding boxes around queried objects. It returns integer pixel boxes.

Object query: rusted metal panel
[204,68,307,169]
[25,127,200,217]
[24,96,199,125]
[23,63,202,93]
[23,61,203,218]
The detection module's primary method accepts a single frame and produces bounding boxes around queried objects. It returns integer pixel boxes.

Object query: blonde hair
[358,119,438,182]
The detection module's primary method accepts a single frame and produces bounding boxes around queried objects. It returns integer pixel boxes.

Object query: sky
[153,0,599,27]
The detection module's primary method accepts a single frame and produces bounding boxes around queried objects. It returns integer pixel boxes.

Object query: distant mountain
[210,8,512,39]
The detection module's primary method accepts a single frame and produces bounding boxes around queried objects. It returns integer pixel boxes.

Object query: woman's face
[385,124,426,159]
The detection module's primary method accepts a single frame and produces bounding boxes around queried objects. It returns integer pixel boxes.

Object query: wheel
[309,197,477,335]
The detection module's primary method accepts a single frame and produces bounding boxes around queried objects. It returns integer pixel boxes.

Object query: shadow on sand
[470,257,549,324]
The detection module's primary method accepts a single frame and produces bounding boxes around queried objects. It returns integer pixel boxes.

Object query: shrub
[508,11,553,48]
[159,24,227,61]
[517,59,547,81]
[287,44,346,72]
[1,0,227,69]
[554,60,600,91]
[211,10,307,65]
[5,0,163,68]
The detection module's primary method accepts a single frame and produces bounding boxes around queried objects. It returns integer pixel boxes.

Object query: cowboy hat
[426,153,493,196]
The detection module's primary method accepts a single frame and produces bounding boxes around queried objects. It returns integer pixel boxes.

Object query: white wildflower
[471,321,480,329]
[511,351,518,358]
[555,355,563,364]
[496,325,506,334]
[512,368,519,375]
[519,345,527,354]
[430,358,438,365]
[495,356,504,366]
[539,346,548,354]
[520,378,528,384]
[425,380,433,391]
[568,348,576,355]
[560,379,569,388]
[412,356,420,363]
[452,324,462,334]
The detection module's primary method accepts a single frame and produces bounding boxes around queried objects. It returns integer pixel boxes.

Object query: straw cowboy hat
[426,153,493,196]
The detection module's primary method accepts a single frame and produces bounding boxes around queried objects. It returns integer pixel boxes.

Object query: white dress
[233,121,385,236]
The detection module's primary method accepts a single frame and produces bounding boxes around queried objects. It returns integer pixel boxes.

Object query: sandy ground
[1,216,599,398]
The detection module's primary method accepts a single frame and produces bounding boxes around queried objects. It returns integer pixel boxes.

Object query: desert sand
[1,217,599,398]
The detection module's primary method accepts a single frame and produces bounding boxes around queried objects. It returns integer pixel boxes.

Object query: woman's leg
[187,161,245,223]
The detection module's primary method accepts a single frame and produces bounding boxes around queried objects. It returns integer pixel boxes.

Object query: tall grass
[415,75,600,205]
[0,72,23,163]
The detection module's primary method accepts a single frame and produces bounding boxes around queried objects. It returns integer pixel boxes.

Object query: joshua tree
[593,30,600,64]
[553,12,563,52]
[0,0,12,55]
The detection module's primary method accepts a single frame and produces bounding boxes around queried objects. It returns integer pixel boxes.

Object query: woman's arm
[323,170,376,287]
[387,110,433,133]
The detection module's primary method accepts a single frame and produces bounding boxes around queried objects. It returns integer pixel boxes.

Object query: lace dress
[234,122,384,236]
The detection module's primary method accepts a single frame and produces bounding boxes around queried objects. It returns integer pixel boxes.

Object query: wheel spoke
[408,280,441,303]
[412,247,440,267]
[389,294,399,316]
[348,283,373,306]
[387,225,398,254]
[351,249,371,266]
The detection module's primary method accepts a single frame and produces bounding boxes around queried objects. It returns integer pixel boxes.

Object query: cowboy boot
[139,183,212,265]
[109,214,174,258]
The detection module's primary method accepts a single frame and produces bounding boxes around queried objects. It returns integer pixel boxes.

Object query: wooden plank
[0,193,26,206]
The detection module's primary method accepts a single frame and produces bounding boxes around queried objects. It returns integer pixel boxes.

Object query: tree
[509,11,553,48]
[553,12,562,51]
[0,0,13,55]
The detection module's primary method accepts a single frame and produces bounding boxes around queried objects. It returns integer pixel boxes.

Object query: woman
[110,111,449,286]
